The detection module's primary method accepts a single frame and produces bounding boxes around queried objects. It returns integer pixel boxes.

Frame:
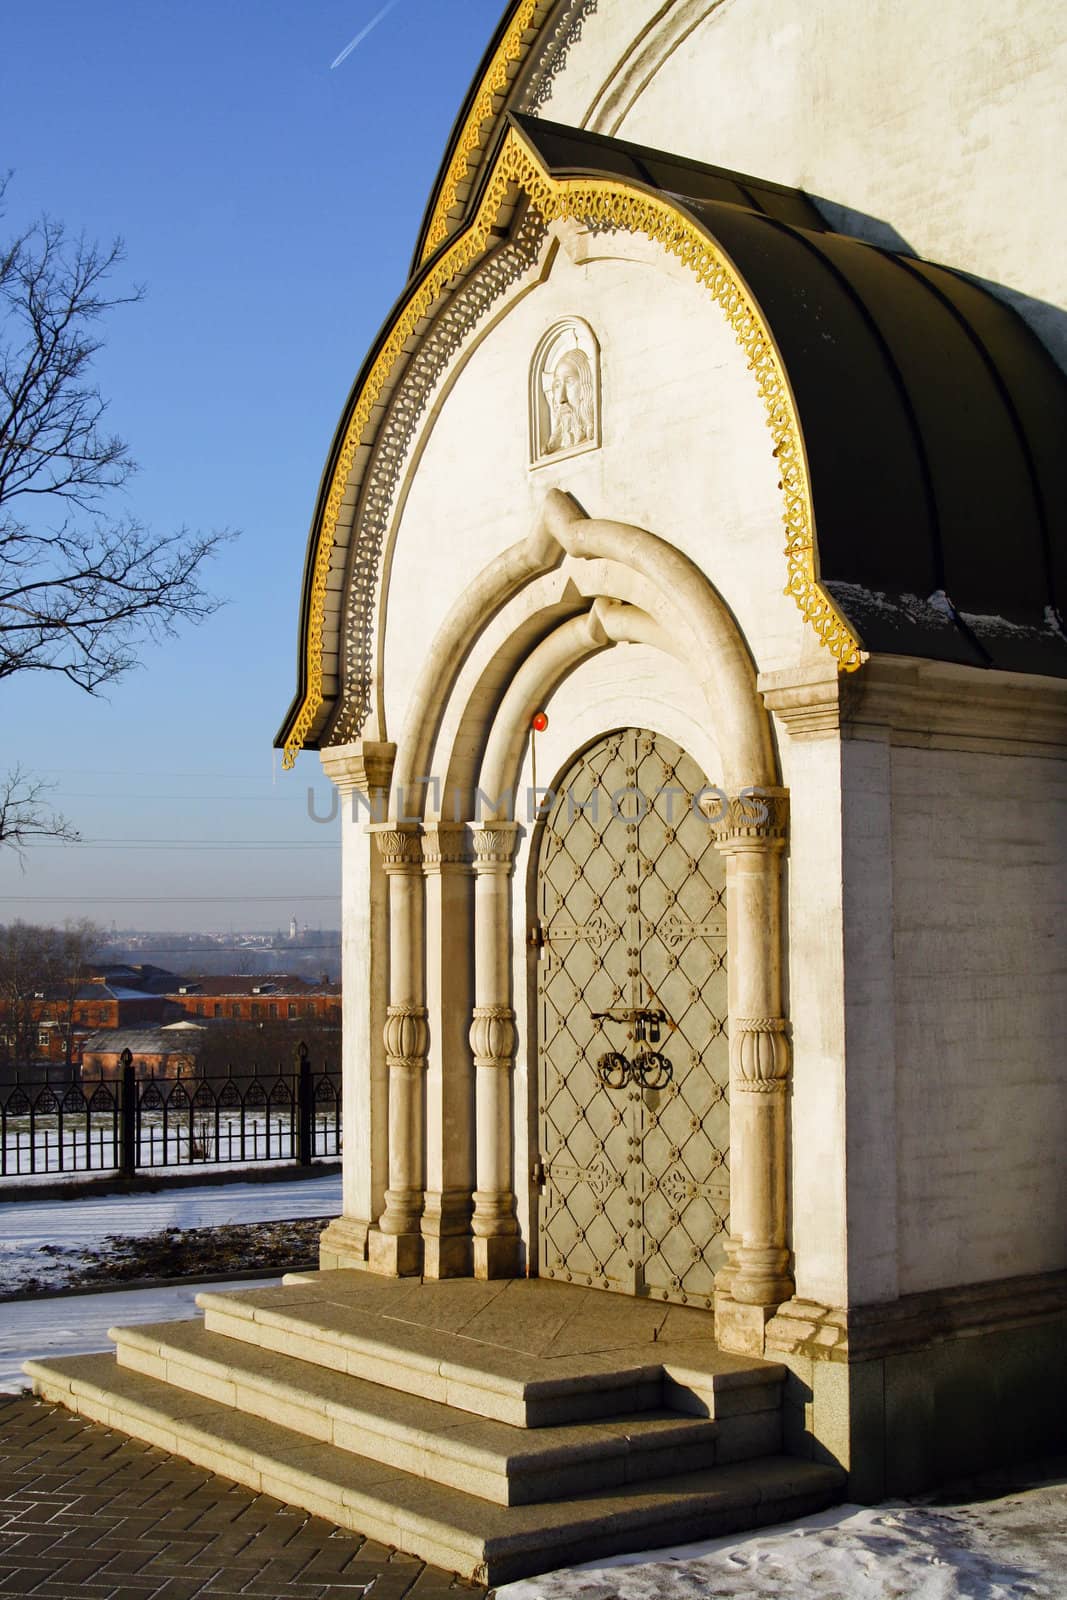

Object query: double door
[534,729,730,1307]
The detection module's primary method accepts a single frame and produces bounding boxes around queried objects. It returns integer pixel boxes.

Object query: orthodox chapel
[30,1,1067,1582]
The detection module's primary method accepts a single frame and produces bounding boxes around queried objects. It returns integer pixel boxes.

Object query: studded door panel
[535,729,729,1307]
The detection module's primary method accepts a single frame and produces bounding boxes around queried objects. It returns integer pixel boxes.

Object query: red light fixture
[531,711,549,732]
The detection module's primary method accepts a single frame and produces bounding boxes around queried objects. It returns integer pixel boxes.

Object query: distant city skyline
[0,0,503,929]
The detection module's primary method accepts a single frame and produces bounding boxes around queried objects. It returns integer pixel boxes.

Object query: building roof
[166,975,334,998]
[81,1027,203,1058]
[277,115,1066,757]
[507,116,1067,676]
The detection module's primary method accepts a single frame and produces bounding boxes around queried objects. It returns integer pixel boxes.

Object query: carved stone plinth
[318,1217,371,1272]
[367,1227,423,1278]
[714,1293,776,1358]
[474,1233,523,1280]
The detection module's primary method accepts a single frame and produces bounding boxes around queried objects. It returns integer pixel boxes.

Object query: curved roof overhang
[277,115,1067,765]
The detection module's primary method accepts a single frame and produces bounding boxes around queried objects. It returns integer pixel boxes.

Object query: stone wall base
[318,1217,371,1272]
[764,1271,1067,1499]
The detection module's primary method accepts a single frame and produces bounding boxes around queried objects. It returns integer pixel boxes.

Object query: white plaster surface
[887,744,1067,1292]
[537,0,1067,366]
[380,230,794,745]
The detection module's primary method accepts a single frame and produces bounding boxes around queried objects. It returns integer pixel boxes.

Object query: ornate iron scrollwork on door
[592,1008,674,1090]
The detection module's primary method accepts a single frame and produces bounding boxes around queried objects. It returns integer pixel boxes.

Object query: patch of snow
[496,1489,1067,1599]
[0,1173,340,1294]
[2,1275,281,1392]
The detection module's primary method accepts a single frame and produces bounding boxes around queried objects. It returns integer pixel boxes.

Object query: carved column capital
[372,824,423,871]
[320,740,396,799]
[469,1004,517,1068]
[704,788,789,851]
[383,1004,429,1069]
[731,1017,792,1094]
[471,821,521,873]
[421,822,472,874]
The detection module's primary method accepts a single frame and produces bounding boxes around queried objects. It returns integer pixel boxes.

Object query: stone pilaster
[705,788,795,1353]
[316,742,395,1272]
[469,823,522,1279]
[368,824,427,1276]
[421,822,475,1278]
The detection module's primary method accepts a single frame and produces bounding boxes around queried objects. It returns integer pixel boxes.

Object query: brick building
[165,976,341,1027]
[80,1023,205,1080]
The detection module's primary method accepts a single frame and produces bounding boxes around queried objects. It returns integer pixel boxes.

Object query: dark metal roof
[508,116,1067,676]
[279,117,1067,755]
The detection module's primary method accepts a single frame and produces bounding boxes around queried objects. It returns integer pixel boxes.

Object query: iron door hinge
[531,1158,546,1190]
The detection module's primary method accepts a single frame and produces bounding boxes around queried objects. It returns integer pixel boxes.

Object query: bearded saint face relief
[545,348,594,452]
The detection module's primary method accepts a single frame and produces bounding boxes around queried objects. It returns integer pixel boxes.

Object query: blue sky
[0,0,505,932]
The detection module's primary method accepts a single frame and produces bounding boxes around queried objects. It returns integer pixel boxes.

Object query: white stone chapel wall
[537,0,1067,364]
[378,226,800,745]
[887,741,1067,1294]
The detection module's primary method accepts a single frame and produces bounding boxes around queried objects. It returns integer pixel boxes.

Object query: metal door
[533,729,729,1307]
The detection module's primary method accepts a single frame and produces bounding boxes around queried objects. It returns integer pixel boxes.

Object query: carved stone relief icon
[530,318,600,465]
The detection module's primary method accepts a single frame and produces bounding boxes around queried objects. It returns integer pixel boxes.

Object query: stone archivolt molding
[518,0,601,114]
[731,1017,792,1095]
[333,210,548,746]
[283,127,863,768]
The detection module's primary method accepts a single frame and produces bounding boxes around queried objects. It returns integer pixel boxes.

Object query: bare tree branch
[0,177,236,850]
[0,764,79,861]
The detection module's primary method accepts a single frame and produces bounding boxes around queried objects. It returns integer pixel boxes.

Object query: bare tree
[0,764,78,857]
[0,175,233,847]
[0,918,101,1074]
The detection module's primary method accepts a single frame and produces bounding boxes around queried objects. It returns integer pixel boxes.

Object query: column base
[367,1228,424,1277]
[715,1290,776,1357]
[423,1234,474,1279]
[473,1234,523,1280]
[318,1217,371,1272]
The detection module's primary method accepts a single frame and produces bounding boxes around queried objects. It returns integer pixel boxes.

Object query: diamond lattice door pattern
[535,729,729,1307]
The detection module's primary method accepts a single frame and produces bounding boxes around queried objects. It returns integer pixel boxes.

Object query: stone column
[469,822,522,1278]
[706,788,794,1354]
[368,824,427,1276]
[317,741,394,1272]
[421,822,475,1277]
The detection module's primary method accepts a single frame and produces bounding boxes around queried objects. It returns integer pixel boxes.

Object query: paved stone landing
[25,1273,844,1585]
[0,1393,482,1599]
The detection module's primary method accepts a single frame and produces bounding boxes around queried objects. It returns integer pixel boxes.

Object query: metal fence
[0,1044,341,1181]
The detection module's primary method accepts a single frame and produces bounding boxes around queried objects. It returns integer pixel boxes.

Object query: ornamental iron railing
[0,1043,340,1181]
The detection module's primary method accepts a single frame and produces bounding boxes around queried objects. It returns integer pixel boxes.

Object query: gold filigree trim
[282,128,863,767]
[421,0,540,262]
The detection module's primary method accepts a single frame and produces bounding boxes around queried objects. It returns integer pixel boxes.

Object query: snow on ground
[0,1172,341,1294]
[0,1275,281,1392]
[495,1488,1067,1600]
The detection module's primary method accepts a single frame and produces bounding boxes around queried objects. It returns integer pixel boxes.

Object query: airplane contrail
[330,0,406,69]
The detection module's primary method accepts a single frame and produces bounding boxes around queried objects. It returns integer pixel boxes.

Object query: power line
[0,894,342,904]
[32,841,337,850]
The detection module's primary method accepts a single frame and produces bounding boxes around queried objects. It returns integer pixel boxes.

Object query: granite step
[195,1278,785,1428]
[110,1318,729,1506]
[26,1352,843,1586]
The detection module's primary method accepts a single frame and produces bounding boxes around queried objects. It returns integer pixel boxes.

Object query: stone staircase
[25,1273,843,1585]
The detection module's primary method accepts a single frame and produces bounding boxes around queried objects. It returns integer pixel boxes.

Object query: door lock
[590,1009,673,1090]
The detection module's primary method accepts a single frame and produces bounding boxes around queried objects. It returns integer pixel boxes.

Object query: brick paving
[0,1397,488,1600]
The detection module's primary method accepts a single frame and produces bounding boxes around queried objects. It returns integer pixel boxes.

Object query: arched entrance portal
[534,728,730,1307]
